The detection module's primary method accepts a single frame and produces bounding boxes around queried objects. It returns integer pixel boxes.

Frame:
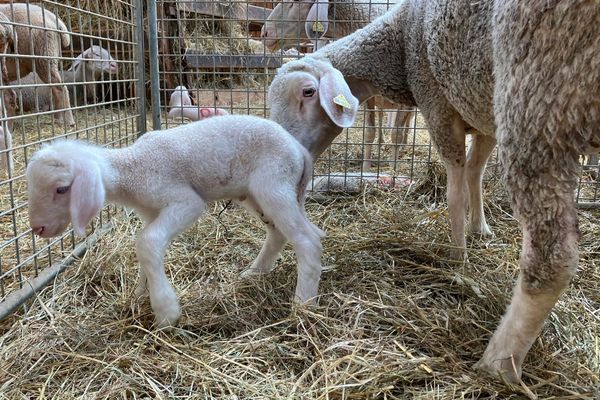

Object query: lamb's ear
[318,68,359,128]
[305,0,329,40]
[69,158,105,237]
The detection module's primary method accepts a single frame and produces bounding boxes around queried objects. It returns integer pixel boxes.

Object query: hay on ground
[1,165,599,398]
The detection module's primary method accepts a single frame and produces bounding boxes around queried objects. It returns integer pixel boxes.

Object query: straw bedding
[1,147,599,398]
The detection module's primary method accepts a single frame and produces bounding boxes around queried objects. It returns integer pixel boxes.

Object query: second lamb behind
[26,115,324,328]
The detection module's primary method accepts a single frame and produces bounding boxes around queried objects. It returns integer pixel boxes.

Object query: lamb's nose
[32,226,44,236]
[260,27,268,38]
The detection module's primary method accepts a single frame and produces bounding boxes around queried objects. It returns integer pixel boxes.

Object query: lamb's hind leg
[466,134,496,237]
[252,191,324,304]
[474,133,580,383]
[239,197,287,277]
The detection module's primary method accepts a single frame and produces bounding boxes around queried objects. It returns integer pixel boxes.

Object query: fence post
[134,0,147,135]
[147,0,162,131]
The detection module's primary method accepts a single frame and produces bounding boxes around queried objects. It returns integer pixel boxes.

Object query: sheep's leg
[475,114,580,382]
[37,60,75,127]
[390,109,413,162]
[466,134,496,237]
[136,200,205,328]
[253,191,324,304]
[362,98,377,170]
[475,205,578,382]
[428,113,468,258]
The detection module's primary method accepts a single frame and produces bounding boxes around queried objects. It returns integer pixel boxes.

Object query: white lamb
[168,86,229,121]
[26,115,324,328]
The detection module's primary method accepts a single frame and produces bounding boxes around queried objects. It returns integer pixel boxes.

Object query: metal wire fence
[0,0,144,318]
[1,0,599,320]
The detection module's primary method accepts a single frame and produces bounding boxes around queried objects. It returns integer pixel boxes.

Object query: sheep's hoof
[470,222,494,238]
[473,354,521,384]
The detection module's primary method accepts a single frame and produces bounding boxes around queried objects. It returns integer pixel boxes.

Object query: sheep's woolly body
[269,0,599,382]
[0,3,74,125]
[27,115,323,328]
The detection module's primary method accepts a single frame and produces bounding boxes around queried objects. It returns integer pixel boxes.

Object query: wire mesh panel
[153,0,599,207]
[0,0,144,315]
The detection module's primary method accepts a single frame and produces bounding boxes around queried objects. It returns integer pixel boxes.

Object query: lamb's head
[72,45,118,75]
[261,0,329,51]
[26,142,106,238]
[169,85,193,107]
[268,57,358,158]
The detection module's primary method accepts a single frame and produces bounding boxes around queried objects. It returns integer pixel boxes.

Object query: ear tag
[333,94,351,110]
[312,21,325,33]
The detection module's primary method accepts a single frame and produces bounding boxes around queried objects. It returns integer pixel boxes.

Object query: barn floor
[1,167,598,398]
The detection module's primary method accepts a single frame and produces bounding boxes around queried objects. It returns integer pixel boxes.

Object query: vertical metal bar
[147,0,161,131]
[134,0,147,135]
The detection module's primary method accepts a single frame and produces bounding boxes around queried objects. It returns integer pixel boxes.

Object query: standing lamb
[0,3,74,126]
[267,0,599,383]
[26,115,324,328]
[13,45,118,111]
[167,86,229,121]
[262,0,416,169]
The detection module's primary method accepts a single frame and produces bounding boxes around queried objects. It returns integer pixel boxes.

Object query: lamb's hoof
[134,284,147,298]
[449,247,468,263]
[240,266,268,279]
[153,302,181,329]
[473,355,521,384]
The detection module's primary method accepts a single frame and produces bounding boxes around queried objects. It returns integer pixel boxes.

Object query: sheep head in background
[268,57,359,157]
[26,141,105,238]
[167,85,229,121]
[70,45,118,76]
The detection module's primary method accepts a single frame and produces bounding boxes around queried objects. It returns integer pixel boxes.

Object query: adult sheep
[267,0,599,383]
[0,3,74,126]
[262,0,415,169]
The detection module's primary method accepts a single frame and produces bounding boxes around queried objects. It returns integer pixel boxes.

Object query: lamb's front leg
[136,200,205,328]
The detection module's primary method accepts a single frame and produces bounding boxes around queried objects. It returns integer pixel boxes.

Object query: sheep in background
[261,0,415,169]
[0,3,74,126]
[167,85,229,121]
[0,11,17,131]
[26,115,324,328]
[0,11,15,175]
[0,120,11,175]
[13,45,118,111]
[267,0,599,383]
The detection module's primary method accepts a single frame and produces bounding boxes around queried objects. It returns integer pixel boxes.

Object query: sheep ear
[305,0,329,40]
[69,158,105,237]
[318,68,359,128]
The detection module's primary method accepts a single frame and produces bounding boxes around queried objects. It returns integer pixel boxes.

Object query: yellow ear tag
[312,21,325,33]
[333,94,351,109]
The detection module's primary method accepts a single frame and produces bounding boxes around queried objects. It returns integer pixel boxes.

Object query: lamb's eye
[56,186,70,194]
[303,88,315,97]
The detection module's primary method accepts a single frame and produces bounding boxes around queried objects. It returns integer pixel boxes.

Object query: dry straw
[1,158,598,398]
